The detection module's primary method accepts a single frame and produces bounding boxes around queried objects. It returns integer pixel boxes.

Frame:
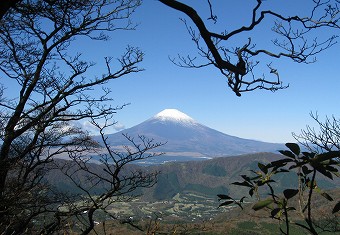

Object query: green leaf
[270,158,293,168]
[324,165,339,173]
[279,150,296,159]
[313,163,334,180]
[332,201,340,213]
[302,152,316,158]
[232,181,253,188]
[241,175,251,181]
[271,208,281,218]
[217,194,233,200]
[302,165,312,175]
[258,162,268,174]
[249,188,254,197]
[314,187,322,194]
[285,143,300,156]
[306,179,317,189]
[321,192,333,201]
[283,189,299,199]
[252,198,274,211]
[314,151,340,163]
[218,200,234,208]
[240,196,246,203]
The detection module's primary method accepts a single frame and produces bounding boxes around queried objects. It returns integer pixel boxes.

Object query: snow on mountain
[101,108,284,162]
[153,109,196,124]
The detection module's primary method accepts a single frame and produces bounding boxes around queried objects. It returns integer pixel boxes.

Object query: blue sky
[77,0,340,143]
[5,0,340,143]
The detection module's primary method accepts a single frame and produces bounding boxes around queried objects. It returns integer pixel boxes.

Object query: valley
[103,193,228,223]
[49,152,340,234]
[85,188,340,235]
[49,109,339,234]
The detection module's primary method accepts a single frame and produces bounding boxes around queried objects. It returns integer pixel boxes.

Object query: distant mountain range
[48,152,339,202]
[100,109,284,163]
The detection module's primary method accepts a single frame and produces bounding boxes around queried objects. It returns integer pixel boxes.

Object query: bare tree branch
[159,0,339,96]
[294,112,340,154]
[0,0,156,234]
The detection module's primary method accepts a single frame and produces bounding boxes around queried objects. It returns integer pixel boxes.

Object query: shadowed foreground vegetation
[77,188,339,234]
[44,152,339,234]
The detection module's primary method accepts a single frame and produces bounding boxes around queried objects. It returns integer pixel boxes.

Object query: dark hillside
[141,152,340,201]
[47,152,340,201]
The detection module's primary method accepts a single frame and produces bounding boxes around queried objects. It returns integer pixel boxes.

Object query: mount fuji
[103,109,284,162]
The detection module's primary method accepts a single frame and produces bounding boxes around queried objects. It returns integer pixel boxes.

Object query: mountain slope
[142,152,340,201]
[104,109,283,159]
[48,153,340,202]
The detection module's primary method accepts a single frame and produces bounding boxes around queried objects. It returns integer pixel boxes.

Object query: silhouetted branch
[294,112,340,154]
[159,0,339,96]
[0,0,145,234]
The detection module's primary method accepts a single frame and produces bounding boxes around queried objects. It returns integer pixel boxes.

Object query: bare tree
[52,114,164,234]
[0,0,165,234]
[159,0,339,96]
[294,112,340,154]
[0,0,21,20]
[49,142,163,234]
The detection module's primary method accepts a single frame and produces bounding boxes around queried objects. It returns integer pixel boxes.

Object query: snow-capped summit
[103,108,283,159]
[153,109,196,124]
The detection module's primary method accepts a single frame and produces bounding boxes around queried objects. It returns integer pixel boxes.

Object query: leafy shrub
[218,143,340,235]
